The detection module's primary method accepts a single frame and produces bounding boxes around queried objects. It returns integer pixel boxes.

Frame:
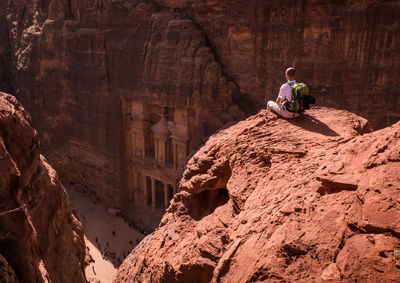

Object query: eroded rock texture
[1,0,247,208]
[0,92,86,283]
[1,0,399,208]
[115,107,400,282]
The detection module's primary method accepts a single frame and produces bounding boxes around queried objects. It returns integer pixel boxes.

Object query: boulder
[115,107,400,282]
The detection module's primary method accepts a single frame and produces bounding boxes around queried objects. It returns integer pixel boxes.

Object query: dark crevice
[65,0,74,19]
[280,242,311,265]
[116,0,256,115]
[347,222,400,240]
[230,195,242,215]
[316,178,358,195]
[142,14,155,62]
[0,5,15,94]
[187,188,230,221]
[28,164,42,187]
[198,247,219,262]
[16,7,27,36]
[333,230,347,263]
[361,224,400,239]
[151,1,256,115]
[104,41,112,96]
[379,251,388,258]
[186,14,256,114]
[355,194,364,204]
[176,262,214,283]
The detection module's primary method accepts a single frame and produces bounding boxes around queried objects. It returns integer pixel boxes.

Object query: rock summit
[116,107,400,282]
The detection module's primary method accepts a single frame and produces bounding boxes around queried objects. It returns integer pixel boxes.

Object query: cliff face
[0,1,13,94]
[2,0,246,208]
[1,0,399,208]
[158,0,400,127]
[115,107,400,282]
[0,92,86,283]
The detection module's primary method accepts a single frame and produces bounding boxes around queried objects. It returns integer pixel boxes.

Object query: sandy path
[68,188,144,283]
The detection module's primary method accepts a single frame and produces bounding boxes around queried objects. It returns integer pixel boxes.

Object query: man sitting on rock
[267,67,300,119]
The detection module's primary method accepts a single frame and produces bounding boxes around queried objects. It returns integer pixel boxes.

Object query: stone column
[142,174,147,206]
[164,183,169,209]
[173,184,178,195]
[172,143,177,170]
[159,136,168,164]
[141,135,146,159]
[130,118,151,159]
[154,138,159,161]
[170,138,189,171]
[151,112,170,164]
[134,172,139,203]
[127,172,134,201]
[151,178,156,211]
[133,132,137,158]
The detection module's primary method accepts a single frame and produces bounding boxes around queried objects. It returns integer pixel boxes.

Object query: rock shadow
[287,114,340,137]
[186,188,230,221]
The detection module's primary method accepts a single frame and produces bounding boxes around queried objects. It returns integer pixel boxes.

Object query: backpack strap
[286,81,300,113]
[287,81,297,96]
[286,81,297,99]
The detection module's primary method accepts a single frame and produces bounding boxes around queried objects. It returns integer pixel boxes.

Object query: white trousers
[267,101,300,119]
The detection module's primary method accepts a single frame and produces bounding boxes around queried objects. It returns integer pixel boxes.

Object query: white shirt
[278,80,295,101]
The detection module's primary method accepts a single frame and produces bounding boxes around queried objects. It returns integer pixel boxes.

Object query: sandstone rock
[0,92,86,283]
[1,0,399,211]
[336,234,400,281]
[0,254,19,283]
[115,107,400,282]
[320,263,341,281]
[1,0,247,209]
[155,0,400,128]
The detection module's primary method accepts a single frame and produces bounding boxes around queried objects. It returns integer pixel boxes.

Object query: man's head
[285,67,296,81]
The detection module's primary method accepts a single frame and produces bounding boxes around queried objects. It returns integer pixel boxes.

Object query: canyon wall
[0,1,14,94]
[159,0,400,127]
[0,92,87,283]
[1,0,399,209]
[115,107,400,282]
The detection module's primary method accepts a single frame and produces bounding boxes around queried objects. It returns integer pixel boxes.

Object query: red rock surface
[115,107,400,282]
[0,92,87,283]
[1,0,399,209]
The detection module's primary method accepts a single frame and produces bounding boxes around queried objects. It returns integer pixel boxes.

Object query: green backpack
[286,82,315,113]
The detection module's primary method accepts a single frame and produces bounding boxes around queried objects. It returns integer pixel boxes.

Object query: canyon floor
[68,187,160,282]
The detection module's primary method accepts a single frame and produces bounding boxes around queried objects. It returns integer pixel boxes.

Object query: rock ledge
[115,107,400,282]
